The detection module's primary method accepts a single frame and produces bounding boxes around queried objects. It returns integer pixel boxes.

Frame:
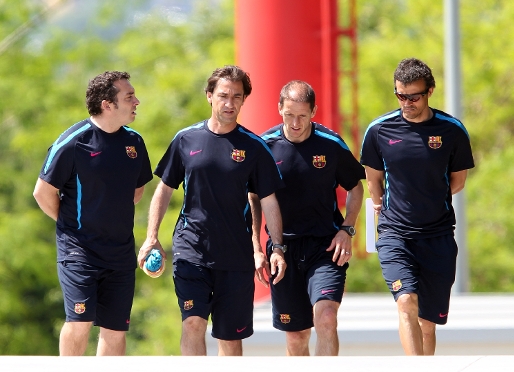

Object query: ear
[311,105,318,118]
[206,92,213,105]
[278,102,282,115]
[101,100,111,112]
[428,87,434,98]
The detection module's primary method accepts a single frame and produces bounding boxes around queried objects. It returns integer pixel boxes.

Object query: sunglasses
[394,88,429,102]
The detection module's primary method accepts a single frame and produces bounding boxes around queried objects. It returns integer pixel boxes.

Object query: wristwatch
[340,225,356,237]
[272,243,287,253]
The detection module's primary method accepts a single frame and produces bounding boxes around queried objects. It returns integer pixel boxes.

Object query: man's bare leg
[59,321,93,356]
[97,328,126,356]
[396,293,424,355]
[419,318,436,355]
[181,316,208,355]
[313,300,340,356]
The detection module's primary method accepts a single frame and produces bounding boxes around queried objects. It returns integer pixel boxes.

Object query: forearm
[146,181,173,241]
[33,178,60,221]
[343,181,364,225]
[450,170,468,194]
[260,193,283,245]
[134,186,145,204]
[364,167,385,205]
[248,192,263,252]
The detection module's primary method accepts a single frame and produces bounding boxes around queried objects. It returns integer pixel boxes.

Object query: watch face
[342,226,356,236]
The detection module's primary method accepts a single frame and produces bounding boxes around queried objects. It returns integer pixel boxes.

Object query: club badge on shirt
[312,155,327,169]
[126,146,138,158]
[428,136,442,149]
[231,149,246,162]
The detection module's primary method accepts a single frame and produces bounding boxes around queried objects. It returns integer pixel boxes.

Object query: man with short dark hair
[138,65,285,356]
[360,58,474,355]
[33,71,153,355]
[249,80,365,356]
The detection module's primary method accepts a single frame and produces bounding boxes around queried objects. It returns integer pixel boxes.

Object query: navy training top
[155,120,284,271]
[360,108,474,238]
[39,118,154,270]
[261,122,365,238]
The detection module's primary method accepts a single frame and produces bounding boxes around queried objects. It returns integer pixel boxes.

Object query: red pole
[235,0,347,302]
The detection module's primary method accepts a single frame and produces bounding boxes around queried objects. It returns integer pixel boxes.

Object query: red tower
[235,0,358,302]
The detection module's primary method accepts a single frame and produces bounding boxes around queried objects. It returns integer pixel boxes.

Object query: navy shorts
[57,261,135,331]
[267,235,348,332]
[376,235,458,325]
[173,260,254,340]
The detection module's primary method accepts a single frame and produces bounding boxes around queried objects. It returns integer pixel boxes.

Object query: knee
[182,316,208,334]
[396,293,419,316]
[63,321,93,337]
[287,329,311,345]
[314,303,339,333]
[99,328,126,343]
[419,318,436,335]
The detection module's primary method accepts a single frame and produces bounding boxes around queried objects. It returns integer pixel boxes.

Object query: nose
[225,98,235,108]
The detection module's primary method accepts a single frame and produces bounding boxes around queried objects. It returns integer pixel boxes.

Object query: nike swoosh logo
[90,151,102,157]
[190,150,202,156]
[236,326,247,333]
[321,289,335,295]
[276,160,283,165]
[388,139,402,145]
[439,313,448,318]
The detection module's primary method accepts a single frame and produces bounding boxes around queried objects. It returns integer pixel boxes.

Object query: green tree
[0,0,234,355]
[354,0,514,293]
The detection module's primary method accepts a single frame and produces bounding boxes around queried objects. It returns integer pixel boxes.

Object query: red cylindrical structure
[235,0,338,133]
[235,0,342,302]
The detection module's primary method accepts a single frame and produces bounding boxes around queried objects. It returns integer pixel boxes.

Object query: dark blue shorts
[376,235,458,325]
[57,261,135,331]
[172,260,254,340]
[267,235,348,332]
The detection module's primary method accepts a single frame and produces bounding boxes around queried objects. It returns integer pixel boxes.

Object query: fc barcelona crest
[184,300,194,311]
[74,302,86,314]
[392,280,402,292]
[280,314,291,324]
[428,136,442,149]
[312,155,326,169]
[126,146,138,158]
[231,149,246,162]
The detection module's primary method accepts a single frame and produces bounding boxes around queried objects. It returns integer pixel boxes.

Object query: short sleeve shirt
[155,120,284,271]
[261,122,365,238]
[39,118,153,270]
[360,108,474,238]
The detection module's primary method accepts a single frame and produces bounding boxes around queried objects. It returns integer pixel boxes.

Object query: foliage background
[0,0,512,355]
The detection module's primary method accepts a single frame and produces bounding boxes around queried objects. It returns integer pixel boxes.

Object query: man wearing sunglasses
[360,58,474,355]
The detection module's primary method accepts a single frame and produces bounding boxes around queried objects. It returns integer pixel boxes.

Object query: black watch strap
[272,243,287,253]
[340,225,356,237]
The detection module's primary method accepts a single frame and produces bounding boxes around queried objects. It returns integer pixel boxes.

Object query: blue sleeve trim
[43,123,91,174]
[360,110,400,156]
[434,113,470,139]
[239,127,283,179]
[76,175,82,229]
[314,129,350,151]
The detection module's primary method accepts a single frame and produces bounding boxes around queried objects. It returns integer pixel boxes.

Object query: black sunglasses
[394,88,429,102]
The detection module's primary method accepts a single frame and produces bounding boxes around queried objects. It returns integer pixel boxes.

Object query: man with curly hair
[33,71,153,355]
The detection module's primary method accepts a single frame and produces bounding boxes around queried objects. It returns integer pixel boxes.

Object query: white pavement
[207,293,514,356]
[2,355,514,372]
